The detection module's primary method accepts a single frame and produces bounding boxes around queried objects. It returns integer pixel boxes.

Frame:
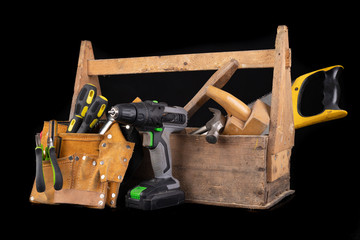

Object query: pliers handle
[34,133,63,193]
[35,133,45,192]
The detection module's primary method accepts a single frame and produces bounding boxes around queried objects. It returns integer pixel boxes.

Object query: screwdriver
[67,83,97,133]
[77,96,108,133]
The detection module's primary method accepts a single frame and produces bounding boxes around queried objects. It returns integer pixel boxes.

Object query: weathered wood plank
[268,26,295,154]
[267,26,295,182]
[186,189,294,209]
[265,173,291,204]
[268,148,292,182]
[69,41,101,120]
[87,49,291,75]
[171,134,268,207]
[184,59,239,118]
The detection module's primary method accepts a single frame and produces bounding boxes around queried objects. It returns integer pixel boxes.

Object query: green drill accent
[148,131,154,147]
[130,186,147,200]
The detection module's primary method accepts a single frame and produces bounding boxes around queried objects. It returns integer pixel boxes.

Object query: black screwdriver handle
[49,147,63,191]
[35,147,46,193]
[67,84,97,133]
[322,66,342,110]
[67,115,83,133]
[77,96,108,133]
[75,83,97,116]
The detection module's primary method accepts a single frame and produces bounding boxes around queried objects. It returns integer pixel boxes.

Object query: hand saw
[248,65,347,132]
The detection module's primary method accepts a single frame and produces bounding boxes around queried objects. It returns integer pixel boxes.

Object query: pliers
[34,122,63,192]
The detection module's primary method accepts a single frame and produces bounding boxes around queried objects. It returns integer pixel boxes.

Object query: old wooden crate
[69,25,295,209]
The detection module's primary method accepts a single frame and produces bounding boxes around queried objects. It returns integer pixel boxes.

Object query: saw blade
[247,92,272,109]
[247,90,276,135]
[247,78,297,109]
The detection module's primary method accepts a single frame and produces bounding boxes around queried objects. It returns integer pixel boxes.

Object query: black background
[11,7,359,240]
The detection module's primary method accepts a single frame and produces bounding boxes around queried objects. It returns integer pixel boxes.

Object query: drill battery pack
[125,178,185,210]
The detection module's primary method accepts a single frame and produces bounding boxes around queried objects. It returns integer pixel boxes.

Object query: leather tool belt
[29,121,135,209]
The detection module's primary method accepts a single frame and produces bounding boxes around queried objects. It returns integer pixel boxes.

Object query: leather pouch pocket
[30,121,135,209]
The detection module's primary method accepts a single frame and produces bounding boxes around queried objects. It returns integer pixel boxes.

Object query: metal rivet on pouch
[69,156,73,161]
[110,200,114,205]
[111,193,116,198]
[101,175,105,179]
[100,194,105,199]
[102,143,107,147]
[30,196,34,201]
[118,175,122,180]
[107,134,112,139]
[75,156,79,161]
[92,161,96,166]
[123,158,127,162]
[98,201,103,206]
[82,156,86,160]
[100,161,104,165]
[126,145,131,149]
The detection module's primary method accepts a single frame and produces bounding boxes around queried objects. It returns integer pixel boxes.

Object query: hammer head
[206,108,225,129]
[205,108,226,144]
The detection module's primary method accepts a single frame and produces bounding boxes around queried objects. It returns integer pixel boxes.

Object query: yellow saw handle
[292,65,347,129]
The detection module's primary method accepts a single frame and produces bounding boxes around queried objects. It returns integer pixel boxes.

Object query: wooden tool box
[70,25,295,209]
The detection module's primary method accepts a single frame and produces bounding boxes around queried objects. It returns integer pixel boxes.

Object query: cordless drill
[106,100,187,210]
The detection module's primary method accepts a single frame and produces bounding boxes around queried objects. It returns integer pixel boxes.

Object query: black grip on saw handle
[322,66,342,110]
[292,65,347,129]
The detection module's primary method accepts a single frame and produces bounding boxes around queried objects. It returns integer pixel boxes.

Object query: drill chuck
[108,108,117,118]
[109,104,137,124]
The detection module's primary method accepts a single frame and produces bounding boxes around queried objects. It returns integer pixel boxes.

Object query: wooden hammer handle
[184,59,239,118]
[206,85,251,121]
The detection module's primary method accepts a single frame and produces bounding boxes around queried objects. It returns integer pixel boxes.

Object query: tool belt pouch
[29,121,135,209]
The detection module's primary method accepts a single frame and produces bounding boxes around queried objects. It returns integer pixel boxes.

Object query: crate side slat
[171,134,268,206]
